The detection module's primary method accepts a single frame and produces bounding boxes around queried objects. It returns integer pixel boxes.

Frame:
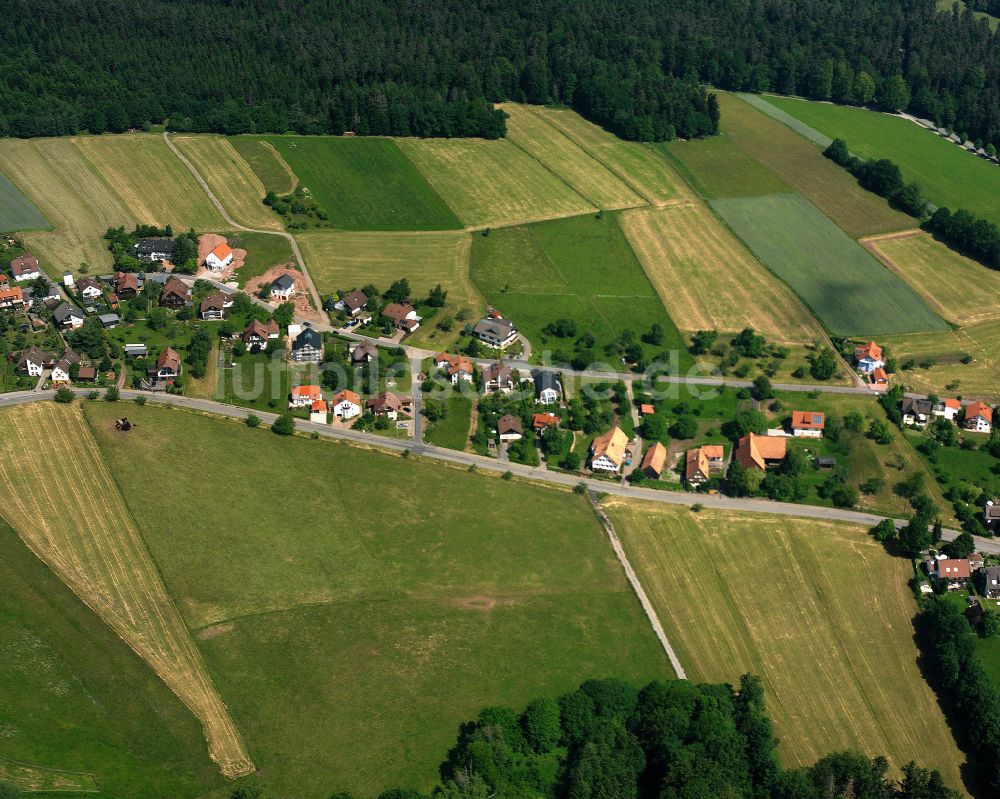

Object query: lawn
[229,137,297,194]
[764,94,1000,227]
[907,429,1000,498]
[683,92,911,237]
[0,403,253,779]
[526,106,694,205]
[711,193,949,335]
[0,169,49,232]
[424,395,473,450]
[227,230,295,286]
[499,104,645,210]
[470,213,689,367]
[172,135,283,230]
[398,136,595,227]
[864,231,1000,326]
[0,517,223,798]
[606,499,967,790]
[619,203,826,343]
[82,402,669,797]
[262,136,462,231]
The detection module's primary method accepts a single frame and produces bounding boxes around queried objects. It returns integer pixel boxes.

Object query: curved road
[7,387,992,553]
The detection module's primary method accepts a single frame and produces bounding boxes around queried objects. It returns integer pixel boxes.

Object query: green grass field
[229,137,297,194]
[0,518,223,798]
[764,95,1000,227]
[262,136,462,231]
[0,170,49,233]
[226,231,295,286]
[82,402,669,797]
[711,193,949,335]
[937,0,999,28]
[658,136,791,198]
[470,213,689,366]
[607,500,967,790]
[424,395,473,450]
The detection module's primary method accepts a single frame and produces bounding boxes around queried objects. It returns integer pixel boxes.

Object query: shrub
[53,386,75,403]
[245,414,262,428]
[271,413,296,435]
[103,386,120,402]
[134,395,146,406]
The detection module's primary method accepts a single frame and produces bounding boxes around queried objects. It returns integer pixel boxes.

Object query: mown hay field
[398,136,595,228]
[765,95,1000,227]
[0,518,222,799]
[527,106,694,205]
[172,135,283,230]
[619,202,826,343]
[865,231,1000,326]
[606,500,967,791]
[661,134,792,198]
[262,136,462,231]
[229,137,297,194]
[83,402,669,798]
[499,104,645,210]
[0,170,49,233]
[0,403,252,779]
[711,193,949,336]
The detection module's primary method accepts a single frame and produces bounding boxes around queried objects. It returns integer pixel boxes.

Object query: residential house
[77,366,97,382]
[107,293,120,310]
[640,403,655,416]
[16,345,52,377]
[383,302,421,333]
[641,442,667,479]
[498,414,523,442]
[932,558,970,589]
[963,401,993,433]
[150,347,181,385]
[791,410,825,437]
[291,326,323,362]
[159,278,191,309]
[290,385,323,408]
[854,341,885,374]
[434,352,473,384]
[52,302,84,330]
[685,444,725,485]
[61,271,73,288]
[241,319,279,353]
[331,389,363,420]
[901,397,932,427]
[0,285,24,309]
[205,242,234,271]
[869,367,889,391]
[736,433,786,471]
[970,552,985,572]
[336,289,369,317]
[98,313,120,329]
[10,254,41,281]
[310,400,329,423]
[532,412,559,433]
[366,392,410,420]
[114,272,140,299]
[985,500,1000,534]
[590,426,629,473]
[473,317,518,349]
[134,238,175,263]
[123,343,148,358]
[75,277,103,300]
[269,273,296,301]
[199,292,230,320]
[482,361,514,394]
[933,398,961,421]
[50,348,80,384]
[349,339,378,365]
[532,370,562,405]
[984,565,1000,599]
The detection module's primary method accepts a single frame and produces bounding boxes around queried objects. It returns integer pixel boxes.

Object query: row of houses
[902,396,993,433]
[289,385,413,422]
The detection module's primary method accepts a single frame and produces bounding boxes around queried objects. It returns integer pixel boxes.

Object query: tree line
[5,0,1000,146]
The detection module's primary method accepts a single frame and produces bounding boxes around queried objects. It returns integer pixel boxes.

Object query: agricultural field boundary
[739,93,833,148]
[0,755,98,794]
[0,404,254,779]
[0,171,50,233]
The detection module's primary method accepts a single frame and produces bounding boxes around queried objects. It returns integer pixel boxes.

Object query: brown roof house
[482,361,515,394]
[199,292,230,320]
[114,272,140,298]
[150,347,181,385]
[590,426,629,473]
[242,319,279,352]
[497,414,523,442]
[685,445,725,485]
[383,302,421,333]
[640,442,668,479]
[366,392,411,420]
[159,277,191,309]
[735,434,786,471]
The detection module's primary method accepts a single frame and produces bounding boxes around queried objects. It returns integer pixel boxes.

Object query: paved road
[5,388,994,554]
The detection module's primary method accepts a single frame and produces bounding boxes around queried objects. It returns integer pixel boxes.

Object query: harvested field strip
[527,106,694,204]
[500,104,645,210]
[172,136,283,231]
[230,137,297,195]
[0,404,252,778]
[864,230,1000,326]
[608,500,967,790]
[398,137,595,228]
[619,203,826,342]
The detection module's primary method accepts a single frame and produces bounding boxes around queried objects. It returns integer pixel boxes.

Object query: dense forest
[1,0,999,145]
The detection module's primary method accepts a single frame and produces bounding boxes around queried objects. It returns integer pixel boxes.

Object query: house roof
[135,238,175,256]
[383,302,415,322]
[292,327,322,350]
[367,392,404,412]
[53,302,82,323]
[473,317,516,339]
[640,404,655,415]
[342,289,369,311]
[855,340,883,361]
[115,272,139,292]
[0,286,23,303]
[291,385,323,401]
[901,397,932,415]
[271,273,295,292]
[160,277,190,301]
[701,445,724,459]
[966,401,993,424]
[498,414,523,435]
[209,242,233,261]
[60,347,81,365]
[17,345,50,368]
[483,361,512,384]
[791,410,825,430]
[986,502,1000,520]
[156,347,180,371]
[736,433,786,471]
[10,254,39,276]
[870,367,888,383]
[76,277,101,292]
[531,369,561,396]
[243,319,269,340]
[332,389,361,406]
[200,293,226,312]
[936,559,970,579]
[435,352,473,376]
[532,412,559,430]
[591,426,629,466]
[939,398,961,410]
[641,442,667,476]
[77,366,96,379]
[350,339,378,361]
[685,445,720,482]
[310,399,327,413]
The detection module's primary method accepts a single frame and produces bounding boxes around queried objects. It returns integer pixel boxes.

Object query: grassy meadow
[659,134,791,198]
[424,395,474,450]
[470,213,689,366]
[0,171,49,233]
[226,230,296,285]
[0,518,223,798]
[764,95,1000,227]
[229,137,297,194]
[172,135,283,230]
[82,402,669,797]
[399,137,595,227]
[711,193,949,335]
[606,500,967,790]
[263,136,462,231]
[865,231,1000,326]
[619,203,825,343]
